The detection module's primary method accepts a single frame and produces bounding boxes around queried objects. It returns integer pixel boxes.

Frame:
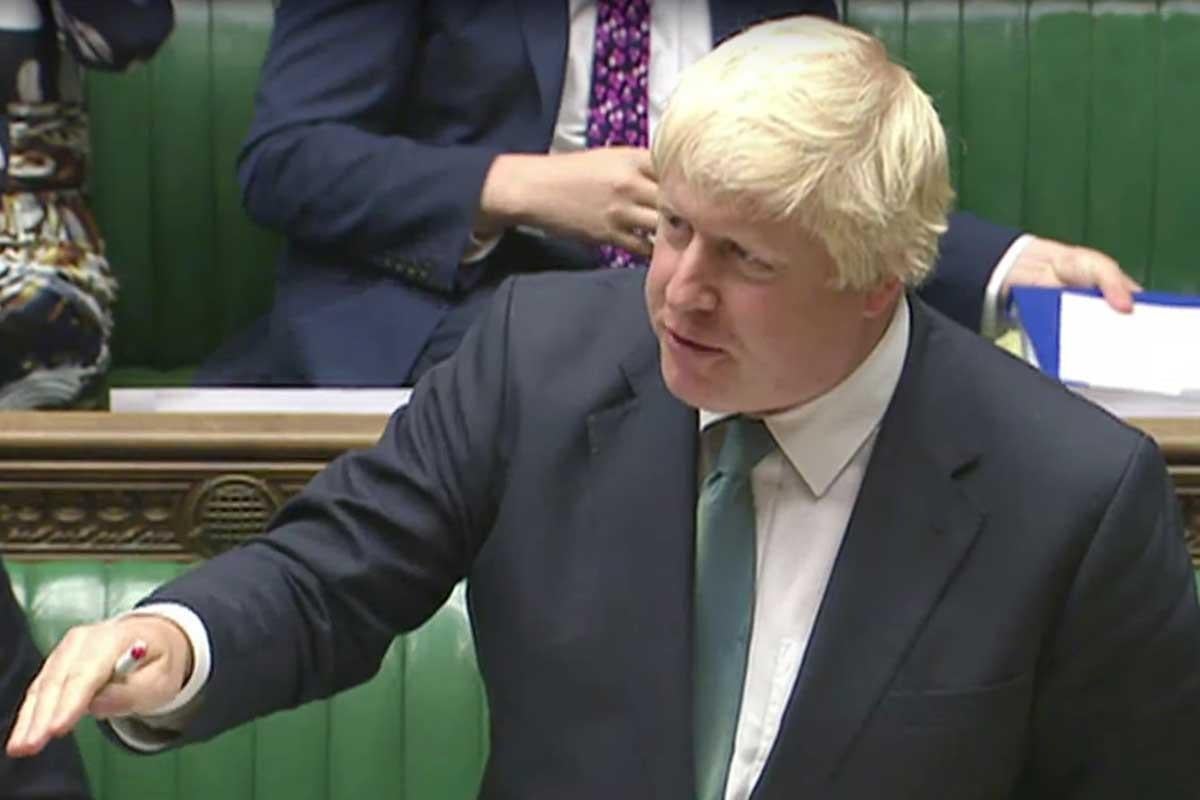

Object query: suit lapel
[586,339,699,799]
[752,300,987,797]
[516,0,569,145]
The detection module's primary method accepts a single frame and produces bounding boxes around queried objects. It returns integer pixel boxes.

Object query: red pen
[111,640,148,680]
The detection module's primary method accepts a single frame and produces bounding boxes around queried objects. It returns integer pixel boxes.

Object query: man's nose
[665,240,718,313]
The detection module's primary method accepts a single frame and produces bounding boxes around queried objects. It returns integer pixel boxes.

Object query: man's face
[645,174,900,415]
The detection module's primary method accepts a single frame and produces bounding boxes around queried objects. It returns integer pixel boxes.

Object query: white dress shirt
[700,296,909,800]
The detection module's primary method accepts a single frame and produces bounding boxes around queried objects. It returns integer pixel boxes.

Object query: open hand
[1002,236,1143,312]
[5,615,191,758]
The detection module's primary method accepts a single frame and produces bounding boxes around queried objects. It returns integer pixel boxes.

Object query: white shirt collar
[699,297,911,497]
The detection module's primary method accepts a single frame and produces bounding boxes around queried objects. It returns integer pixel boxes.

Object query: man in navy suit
[12,16,1197,799]
[198,0,1138,387]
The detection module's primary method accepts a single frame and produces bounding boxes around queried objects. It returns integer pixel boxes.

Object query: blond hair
[651,16,953,289]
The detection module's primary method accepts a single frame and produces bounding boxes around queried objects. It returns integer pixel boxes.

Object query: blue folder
[1009,286,1200,381]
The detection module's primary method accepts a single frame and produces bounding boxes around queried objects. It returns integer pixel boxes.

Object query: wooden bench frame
[1,412,1197,566]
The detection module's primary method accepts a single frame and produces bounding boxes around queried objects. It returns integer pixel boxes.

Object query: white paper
[110,387,411,415]
[1058,293,1200,395]
[1071,385,1200,419]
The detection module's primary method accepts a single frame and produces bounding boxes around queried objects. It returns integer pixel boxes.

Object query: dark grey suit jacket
[151,270,1200,798]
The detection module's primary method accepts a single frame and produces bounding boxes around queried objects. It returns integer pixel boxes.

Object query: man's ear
[862,277,903,319]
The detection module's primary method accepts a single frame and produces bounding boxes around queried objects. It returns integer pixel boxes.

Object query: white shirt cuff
[108,602,213,752]
[981,233,1034,339]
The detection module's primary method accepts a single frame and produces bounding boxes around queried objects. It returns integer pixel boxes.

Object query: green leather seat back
[86,0,281,376]
[6,561,488,800]
[844,0,1200,295]
[86,0,1200,376]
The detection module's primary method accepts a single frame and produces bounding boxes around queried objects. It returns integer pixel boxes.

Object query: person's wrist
[479,153,541,231]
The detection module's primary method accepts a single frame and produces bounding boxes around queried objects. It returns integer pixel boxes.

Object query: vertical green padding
[843,0,908,58]
[1024,2,1092,245]
[903,2,964,192]
[402,585,488,800]
[211,1,282,339]
[86,67,155,370]
[1087,2,1159,288]
[86,0,281,373]
[148,2,219,368]
[253,696,330,800]
[1150,2,1200,292]
[959,0,1028,228]
[328,640,406,800]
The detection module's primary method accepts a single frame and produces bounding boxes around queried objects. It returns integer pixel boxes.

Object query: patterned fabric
[586,0,651,270]
[0,1,165,408]
[694,416,776,800]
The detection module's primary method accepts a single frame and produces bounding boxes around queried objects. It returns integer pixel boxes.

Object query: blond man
[9,17,1199,799]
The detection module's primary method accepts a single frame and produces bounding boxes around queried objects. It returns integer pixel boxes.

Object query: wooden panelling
[1,412,1198,567]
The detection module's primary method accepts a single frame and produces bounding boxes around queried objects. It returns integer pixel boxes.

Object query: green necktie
[694,416,776,800]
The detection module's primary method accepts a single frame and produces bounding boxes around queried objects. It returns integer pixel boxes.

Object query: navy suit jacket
[203,0,1019,386]
[155,271,1199,798]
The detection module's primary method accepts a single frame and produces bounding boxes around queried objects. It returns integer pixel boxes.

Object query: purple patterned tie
[586,0,651,269]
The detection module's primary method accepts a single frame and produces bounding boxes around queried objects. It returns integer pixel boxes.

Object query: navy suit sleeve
[918,210,1022,332]
[134,279,519,745]
[238,0,502,295]
[1018,436,1200,797]
[1,561,92,799]
[51,0,174,70]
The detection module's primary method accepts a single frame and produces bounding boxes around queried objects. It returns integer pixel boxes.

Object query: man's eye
[729,242,763,266]
[731,245,776,277]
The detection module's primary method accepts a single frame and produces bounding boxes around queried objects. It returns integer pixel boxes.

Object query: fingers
[628,170,659,211]
[90,682,144,720]
[1007,237,1142,315]
[618,204,660,237]
[607,167,658,256]
[1059,245,1140,314]
[611,228,654,258]
[6,626,123,758]
[6,617,189,758]
[1094,268,1138,313]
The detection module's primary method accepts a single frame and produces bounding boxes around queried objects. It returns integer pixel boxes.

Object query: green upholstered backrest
[86,0,1200,374]
[7,561,488,800]
[843,0,1200,294]
[86,0,280,375]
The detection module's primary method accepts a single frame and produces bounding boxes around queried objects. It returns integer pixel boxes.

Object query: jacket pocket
[875,671,1033,729]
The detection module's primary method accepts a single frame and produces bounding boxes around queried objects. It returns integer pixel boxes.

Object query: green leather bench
[7,559,1200,800]
[7,561,488,800]
[86,0,1200,387]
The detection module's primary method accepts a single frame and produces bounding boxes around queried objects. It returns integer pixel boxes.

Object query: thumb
[88,634,190,719]
[89,661,182,719]
[89,683,144,719]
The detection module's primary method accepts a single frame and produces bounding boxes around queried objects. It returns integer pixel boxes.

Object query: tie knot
[714,416,774,478]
